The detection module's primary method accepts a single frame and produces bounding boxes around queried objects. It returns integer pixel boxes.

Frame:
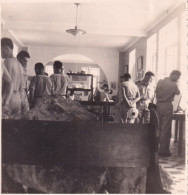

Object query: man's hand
[2,104,10,119]
[140,94,146,100]
[21,103,29,113]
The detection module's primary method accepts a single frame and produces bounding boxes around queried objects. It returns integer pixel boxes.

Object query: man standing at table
[50,61,68,98]
[17,50,30,111]
[156,70,181,157]
[1,37,25,116]
[114,73,140,123]
[136,71,155,123]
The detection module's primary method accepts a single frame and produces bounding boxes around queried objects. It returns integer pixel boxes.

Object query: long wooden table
[79,101,115,122]
[172,112,185,156]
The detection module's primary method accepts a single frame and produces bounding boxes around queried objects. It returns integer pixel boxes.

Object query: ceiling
[1,0,185,51]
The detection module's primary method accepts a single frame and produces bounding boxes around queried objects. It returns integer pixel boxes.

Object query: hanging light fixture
[66,3,86,37]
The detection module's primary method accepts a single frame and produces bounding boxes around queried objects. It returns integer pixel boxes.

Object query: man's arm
[61,76,68,95]
[130,89,140,105]
[2,65,13,106]
[4,58,13,76]
[174,84,180,95]
[18,65,29,112]
[50,75,55,95]
[122,87,132,107]
[28,77,36,108]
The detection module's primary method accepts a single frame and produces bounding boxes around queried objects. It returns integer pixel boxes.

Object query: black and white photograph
[1,0,187,194]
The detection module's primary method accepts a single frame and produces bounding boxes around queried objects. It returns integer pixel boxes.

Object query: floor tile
[158,139,187,194]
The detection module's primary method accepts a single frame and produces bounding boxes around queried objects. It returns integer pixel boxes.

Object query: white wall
[122,38,147,82]
[28,46,119,94]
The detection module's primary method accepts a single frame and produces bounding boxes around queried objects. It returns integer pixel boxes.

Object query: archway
[45,54,108,88]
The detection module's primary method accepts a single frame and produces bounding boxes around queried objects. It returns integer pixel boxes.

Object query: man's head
[143,71,155,85]
[17,50,30,68]
[169,70,181,82]
[34,63,44,75]
[53,61,63,74]
[120,73,131,82]
[101,84,109,92]
[1,37,14,59]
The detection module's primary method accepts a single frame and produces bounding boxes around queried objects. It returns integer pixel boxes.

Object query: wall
[28,46,119,94]
[119,3,186,82]
[1,30,25,53]
[119,38,147,82]
[46,62,107,83]
[118,52,125,84]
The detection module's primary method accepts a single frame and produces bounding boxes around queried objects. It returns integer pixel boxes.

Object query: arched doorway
[45,54,108,89]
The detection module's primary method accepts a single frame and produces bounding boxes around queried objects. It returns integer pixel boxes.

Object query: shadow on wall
[45,54,108,86]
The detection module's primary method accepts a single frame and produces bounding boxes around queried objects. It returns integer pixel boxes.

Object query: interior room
[1,0,187,194]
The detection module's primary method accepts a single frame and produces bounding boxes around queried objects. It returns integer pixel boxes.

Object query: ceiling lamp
[66,3,86,37]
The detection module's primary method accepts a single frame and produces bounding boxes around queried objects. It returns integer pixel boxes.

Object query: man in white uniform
[29,63,52,108]
[156,70,181,157]
[136,71,155,123]
[114,73,140,123]
[50,61,68,98]
[2,61,13,107]
[1,37,25,116]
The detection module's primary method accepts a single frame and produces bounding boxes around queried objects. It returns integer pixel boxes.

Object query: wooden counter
[79,101,115,122]
[2,119,149,167]
[2,116,165,193]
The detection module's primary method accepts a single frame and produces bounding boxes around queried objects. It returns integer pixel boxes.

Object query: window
[13,43,18,57]
[146,33,157,74]
[158,18,178,80]
[145,13,186,110]
[178,11,187,110]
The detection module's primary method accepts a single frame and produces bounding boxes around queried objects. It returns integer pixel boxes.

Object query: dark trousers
[156,102,173,153]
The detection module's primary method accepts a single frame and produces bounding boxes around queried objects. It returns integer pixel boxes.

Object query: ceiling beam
[3,21,146,37]
[118,37,142,52]
[8,30,24,46]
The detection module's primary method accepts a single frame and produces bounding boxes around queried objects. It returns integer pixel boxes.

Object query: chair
[146,108,169,194]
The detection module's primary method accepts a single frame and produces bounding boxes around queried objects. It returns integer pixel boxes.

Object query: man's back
[3,57,24,115]
[50,74,67,96]
[121,80,139,100]
[156,77,180,102]
[30,75,52,98]
[4,57,23,92]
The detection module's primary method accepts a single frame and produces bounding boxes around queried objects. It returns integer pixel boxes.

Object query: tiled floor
[159,139,187,194]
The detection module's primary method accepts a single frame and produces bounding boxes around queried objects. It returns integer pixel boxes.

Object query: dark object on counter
[146,108,165,194]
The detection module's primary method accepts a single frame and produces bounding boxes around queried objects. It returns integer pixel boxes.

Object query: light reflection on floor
[158,139,187,194]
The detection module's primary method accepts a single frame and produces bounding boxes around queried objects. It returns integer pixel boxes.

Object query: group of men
[2,37,27,117]
[29,61,68,108]
[115,71,155,124]
[1,36,181,157]
[115,70,181,157]
[1,37,68,116]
